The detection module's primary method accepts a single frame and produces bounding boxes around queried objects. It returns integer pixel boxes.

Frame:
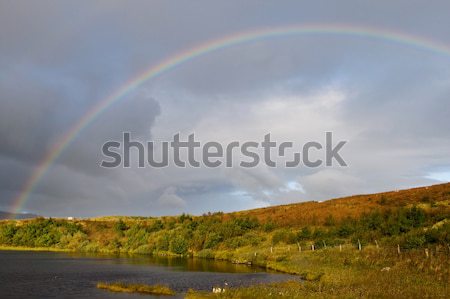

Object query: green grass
[186,246,450,298]
[97,281,176,296]
[0,245,73,252]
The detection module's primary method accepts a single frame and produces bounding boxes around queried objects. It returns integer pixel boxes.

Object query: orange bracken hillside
[227,183,450,227]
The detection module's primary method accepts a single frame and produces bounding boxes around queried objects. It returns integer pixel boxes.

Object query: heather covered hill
[229,183,450,226]
[0,182,448,254]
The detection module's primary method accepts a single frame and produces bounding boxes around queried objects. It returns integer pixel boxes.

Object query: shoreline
[1,244,448,298]
[0,245,74,252]
[0,244,304,277]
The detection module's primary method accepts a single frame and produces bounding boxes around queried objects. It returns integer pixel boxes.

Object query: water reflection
[65,252,269,273]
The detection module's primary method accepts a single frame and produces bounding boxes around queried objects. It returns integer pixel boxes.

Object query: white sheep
[212,287,226,293]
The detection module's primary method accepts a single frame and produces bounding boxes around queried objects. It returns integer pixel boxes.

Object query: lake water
[0,250,296,298]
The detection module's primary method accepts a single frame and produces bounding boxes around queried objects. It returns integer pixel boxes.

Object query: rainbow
[10,23,450,216]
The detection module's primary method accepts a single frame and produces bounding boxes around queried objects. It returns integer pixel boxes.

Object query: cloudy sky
[1,1,450,217]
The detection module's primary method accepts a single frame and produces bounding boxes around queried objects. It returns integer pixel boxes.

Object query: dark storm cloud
[59,94,161,176]
[1,1,450,216]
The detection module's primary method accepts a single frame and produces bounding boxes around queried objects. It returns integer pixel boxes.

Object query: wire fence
[264,242,450,256]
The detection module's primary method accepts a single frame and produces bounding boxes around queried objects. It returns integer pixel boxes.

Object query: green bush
[406,206,425,228]
[0,224,17,245]
[147,220,164,232]
[272,229,297,245]
[233,216,259,230]
[297,227,312,240]
[203,232,222,249]
[262,221,276,232]
[224,233,263,249]
[156,233,170,251]
[169,235,188,254]
[124,224,148,250]
[403,232,426,249]
[114,219,128,234]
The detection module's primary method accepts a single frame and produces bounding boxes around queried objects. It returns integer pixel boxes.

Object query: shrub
[403,233,426,249]
[156,233,170,251]
[272,229,297,245]
[406,206,425,228]
[336,223,355,237]
[364,211,384,231]
[262,221,276,232]
[216,221,243,239]
[178,213,193,223]
[203,232,222,249]
[297,227,312,240]
[170,235,188,254]
[224,232,263,249]
[147,220,164,232]
[124,224,148,249]
[0,224,17,245]
[189,230,206,251]
[114,220,128,233]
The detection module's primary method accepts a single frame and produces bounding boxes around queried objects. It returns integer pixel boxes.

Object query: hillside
[0,182,448,253]
[228,182,450,226]
[90,183,450,226]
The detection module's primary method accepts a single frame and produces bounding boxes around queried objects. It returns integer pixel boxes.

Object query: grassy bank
[0,245,73,252]
[186,246,449,298]
[97,282,176,296]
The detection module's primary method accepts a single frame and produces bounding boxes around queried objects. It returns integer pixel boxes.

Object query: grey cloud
[59,94,161,176]
[1,1,450,216]
[157,187,187,209]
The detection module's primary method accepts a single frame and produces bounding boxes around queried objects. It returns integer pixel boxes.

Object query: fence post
[311,244,315,251]
[358,239,362,251]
